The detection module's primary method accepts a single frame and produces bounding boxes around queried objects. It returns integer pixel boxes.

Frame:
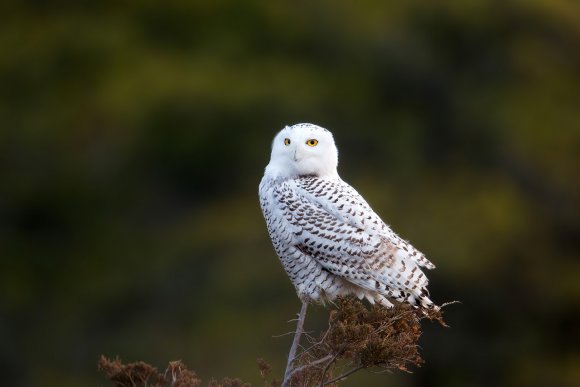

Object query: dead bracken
[98,356,202,387]
[284,297,446,386]
[99,297,448,387]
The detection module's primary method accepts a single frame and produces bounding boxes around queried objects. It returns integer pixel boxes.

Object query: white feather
[259,123,437,309]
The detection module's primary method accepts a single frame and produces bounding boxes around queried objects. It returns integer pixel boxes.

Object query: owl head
[265,123,339,179]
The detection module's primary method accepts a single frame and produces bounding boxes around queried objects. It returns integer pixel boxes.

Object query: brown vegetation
[99,297,447,387]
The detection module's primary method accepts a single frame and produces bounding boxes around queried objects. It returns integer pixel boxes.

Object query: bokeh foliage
[0,1,579,386]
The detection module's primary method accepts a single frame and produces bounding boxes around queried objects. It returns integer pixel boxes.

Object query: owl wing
[273,177,434,307]
[304,177,436,270]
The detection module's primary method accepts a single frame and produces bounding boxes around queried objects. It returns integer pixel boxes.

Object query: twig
[319,343,349,387]
[318,354,337,387]
[272,331,301,338]
[285,354,334,381]
[320,365,365,386]
[282,300,308,387]
[299,327,331,359]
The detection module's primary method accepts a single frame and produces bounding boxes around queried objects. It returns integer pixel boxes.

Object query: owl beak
[294,147,304,162]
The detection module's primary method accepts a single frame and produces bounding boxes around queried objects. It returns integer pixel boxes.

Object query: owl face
[266,123,339,179]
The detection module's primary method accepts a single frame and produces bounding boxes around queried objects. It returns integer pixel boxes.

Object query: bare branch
[282,301,308,387]
[286,354,334,381]
[318,353,337,387]
[320,365,365,386]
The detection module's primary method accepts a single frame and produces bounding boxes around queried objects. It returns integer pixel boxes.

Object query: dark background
[1,1,579,386]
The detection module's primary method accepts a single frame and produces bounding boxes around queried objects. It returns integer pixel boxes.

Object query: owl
[259,123,437,309]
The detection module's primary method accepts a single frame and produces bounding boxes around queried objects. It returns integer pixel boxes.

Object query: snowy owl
[259,123,437,309]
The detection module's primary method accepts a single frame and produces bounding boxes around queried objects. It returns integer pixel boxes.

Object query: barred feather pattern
[259,123,437,310]
[259,175,437,309]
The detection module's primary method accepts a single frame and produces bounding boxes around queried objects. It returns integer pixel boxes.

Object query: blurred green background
[1,1,579,386]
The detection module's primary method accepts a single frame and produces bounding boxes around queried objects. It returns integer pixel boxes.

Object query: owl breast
[259,175,384,303]
[259,176,353,301]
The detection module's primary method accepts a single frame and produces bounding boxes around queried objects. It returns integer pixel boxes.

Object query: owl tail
[407,291,440,311]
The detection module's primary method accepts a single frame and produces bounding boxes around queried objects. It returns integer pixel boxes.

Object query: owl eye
[284,138,291,146]
[306,139,319,147]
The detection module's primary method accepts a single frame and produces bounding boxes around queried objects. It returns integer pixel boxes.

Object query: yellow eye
[306,139,318,147]
[284,138,291,146]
